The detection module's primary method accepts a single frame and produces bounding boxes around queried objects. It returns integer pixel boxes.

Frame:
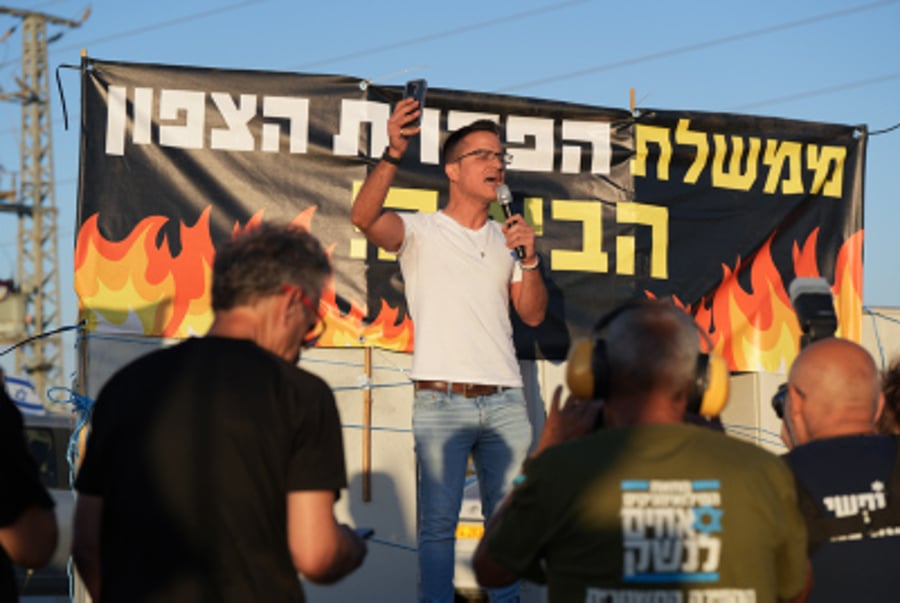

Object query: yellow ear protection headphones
[565,300,730,417]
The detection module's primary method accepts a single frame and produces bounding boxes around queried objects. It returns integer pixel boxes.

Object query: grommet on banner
[359,65,429,92]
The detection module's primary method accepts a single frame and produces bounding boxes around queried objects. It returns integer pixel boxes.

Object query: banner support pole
[362,346,373,501]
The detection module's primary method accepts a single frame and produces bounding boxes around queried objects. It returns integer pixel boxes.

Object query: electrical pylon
[0,6,88,397]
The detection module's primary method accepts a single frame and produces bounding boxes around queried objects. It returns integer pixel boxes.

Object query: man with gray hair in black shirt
[73,223,366,602]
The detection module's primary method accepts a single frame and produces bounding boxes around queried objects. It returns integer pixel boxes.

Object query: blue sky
[1,0,898,379]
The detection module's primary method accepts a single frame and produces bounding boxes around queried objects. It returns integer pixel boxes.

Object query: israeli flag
[3,374,45,415]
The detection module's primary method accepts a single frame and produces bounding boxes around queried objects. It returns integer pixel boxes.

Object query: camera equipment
[788,277,838,349]
[770,277,838,419]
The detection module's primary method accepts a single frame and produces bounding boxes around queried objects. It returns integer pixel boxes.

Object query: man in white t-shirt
[351,97,547,603]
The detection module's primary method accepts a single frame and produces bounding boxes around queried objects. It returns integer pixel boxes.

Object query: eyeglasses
[453,148,513,166]
[283,285,326,349]
[771,382,806,420]
[299,292,327,348]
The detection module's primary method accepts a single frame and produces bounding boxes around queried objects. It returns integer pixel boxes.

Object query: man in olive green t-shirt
[474,300,811,602]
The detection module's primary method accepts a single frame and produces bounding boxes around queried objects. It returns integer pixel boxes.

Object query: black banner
[75,58,864,371]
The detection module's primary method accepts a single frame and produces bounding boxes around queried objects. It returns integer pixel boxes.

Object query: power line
[495,0,900,93]
[0,0,267,69]
[31,1,69,9]
[0,1,894,122]
[729,71,900,112]
[292,0,590,71]
[0,1,894,155]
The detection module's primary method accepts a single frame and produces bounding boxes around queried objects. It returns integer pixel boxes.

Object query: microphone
[496,184,525,260]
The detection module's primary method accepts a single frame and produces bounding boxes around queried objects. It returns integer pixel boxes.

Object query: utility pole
[0,6,88,397]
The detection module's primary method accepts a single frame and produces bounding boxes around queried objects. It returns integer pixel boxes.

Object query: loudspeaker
[565,300,729,417]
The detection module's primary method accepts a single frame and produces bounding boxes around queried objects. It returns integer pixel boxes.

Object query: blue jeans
[413,386,532,603]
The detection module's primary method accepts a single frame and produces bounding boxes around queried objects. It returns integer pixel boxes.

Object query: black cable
[871,121,900,136]
[0,320,86,358]
[54,63,80,131]
[864,307,900,326]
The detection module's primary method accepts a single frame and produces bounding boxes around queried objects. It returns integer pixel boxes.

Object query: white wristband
[521,257,540,271]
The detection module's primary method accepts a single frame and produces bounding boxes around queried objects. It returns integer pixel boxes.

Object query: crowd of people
[474,305,900,602]
[2,96,900,603]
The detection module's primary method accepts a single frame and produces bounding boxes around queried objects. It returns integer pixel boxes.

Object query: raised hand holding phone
[402,78,427,127]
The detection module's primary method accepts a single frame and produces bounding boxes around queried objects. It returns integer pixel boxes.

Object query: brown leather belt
[414,380,507,398]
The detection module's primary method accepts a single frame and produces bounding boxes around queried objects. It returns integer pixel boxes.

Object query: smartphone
[355,527,375,540]
[403,78,427,126]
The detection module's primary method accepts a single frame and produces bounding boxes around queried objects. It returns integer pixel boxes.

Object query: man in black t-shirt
[780,337,900,602]
[0,370,58,601]
[72,224,367,602]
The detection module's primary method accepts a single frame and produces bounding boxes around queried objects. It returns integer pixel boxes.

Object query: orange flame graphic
[75,210,216,337]
[683,228,863,372]
[76,209,860,370]
[75,208,414,351]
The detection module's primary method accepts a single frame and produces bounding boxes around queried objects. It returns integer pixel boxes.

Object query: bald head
[786,338,882,441]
